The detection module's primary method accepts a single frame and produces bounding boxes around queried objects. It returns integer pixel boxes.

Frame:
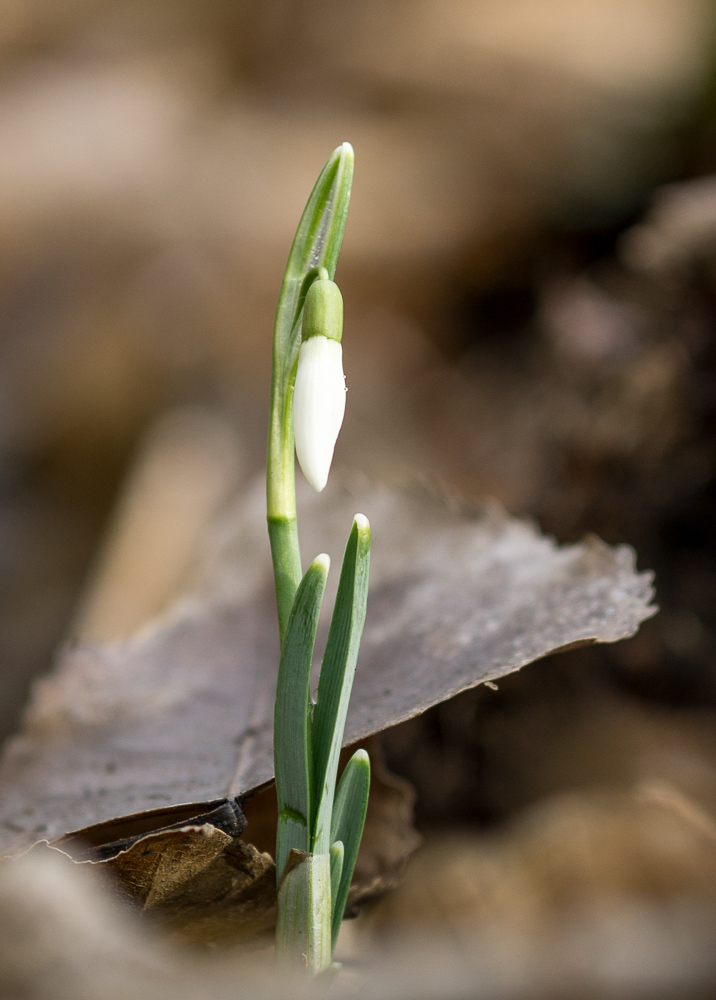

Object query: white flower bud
[293,336,346,492]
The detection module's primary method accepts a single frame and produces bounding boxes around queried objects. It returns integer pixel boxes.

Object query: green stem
[267,377,302,642]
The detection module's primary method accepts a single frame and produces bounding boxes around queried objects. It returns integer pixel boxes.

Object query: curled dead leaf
[0,479,654,942]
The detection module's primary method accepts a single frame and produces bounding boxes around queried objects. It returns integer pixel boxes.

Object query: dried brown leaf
[45,799,276,946]
[0,480,655,858]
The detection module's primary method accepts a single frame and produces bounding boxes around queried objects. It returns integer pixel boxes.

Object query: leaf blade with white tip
[312,516,370,855]
[330,749,370,948]
[274,555,329,880]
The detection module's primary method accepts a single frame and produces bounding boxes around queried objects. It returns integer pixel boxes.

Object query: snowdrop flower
[293,276,346,492]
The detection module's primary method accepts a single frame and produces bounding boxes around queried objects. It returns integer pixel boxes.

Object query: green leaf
[329,749,371,949]
[329,840,344,909]
[274,554,329,882]
[312,515,371,855]
[276,850,332,974]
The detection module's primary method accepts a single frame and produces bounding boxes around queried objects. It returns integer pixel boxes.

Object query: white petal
[293,336,346,492]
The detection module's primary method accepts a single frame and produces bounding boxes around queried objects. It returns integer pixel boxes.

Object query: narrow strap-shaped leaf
[311,515,371,855]
[276,850,332,974]
[274,554,329,881]
[329,749,370,949]
[329,840,344,911]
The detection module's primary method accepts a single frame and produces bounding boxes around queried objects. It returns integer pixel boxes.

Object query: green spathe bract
[268,144,371,973]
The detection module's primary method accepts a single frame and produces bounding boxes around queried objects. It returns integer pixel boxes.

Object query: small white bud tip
[293,337,346,492]
[354,513,369,532]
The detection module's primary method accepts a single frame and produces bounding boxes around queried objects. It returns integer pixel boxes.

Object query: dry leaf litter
[1,1,716,997]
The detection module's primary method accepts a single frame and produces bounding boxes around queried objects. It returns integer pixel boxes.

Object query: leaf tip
[349,748,370,769]
[312,552,331,574]
[353,513,369,532]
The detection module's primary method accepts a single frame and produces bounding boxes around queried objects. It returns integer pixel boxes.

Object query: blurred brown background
[3,2,716,985]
